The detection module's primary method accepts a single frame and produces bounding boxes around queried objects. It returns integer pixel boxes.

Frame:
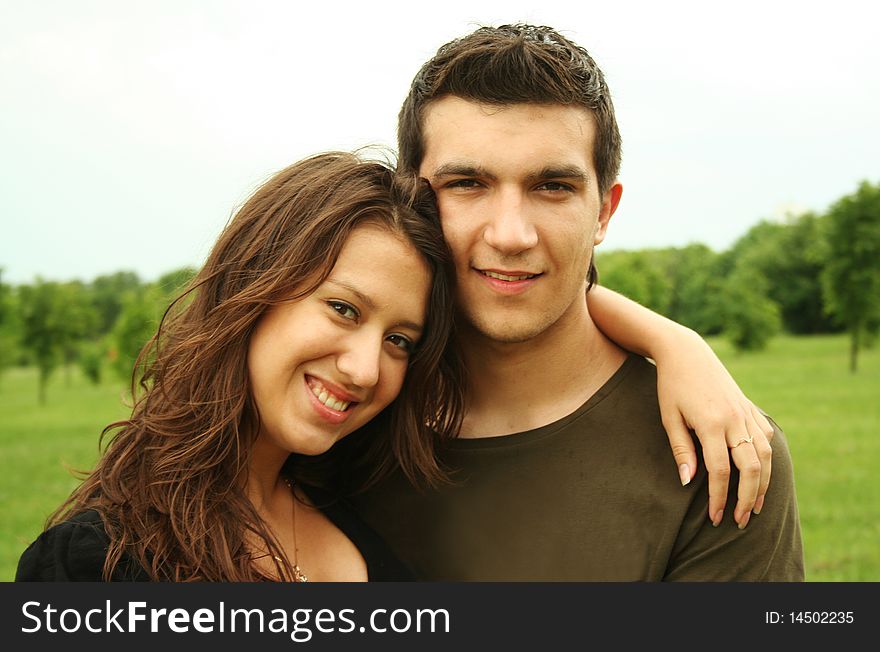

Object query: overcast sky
[2,0,878,284]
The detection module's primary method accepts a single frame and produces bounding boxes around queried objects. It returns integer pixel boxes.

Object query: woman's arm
[588,285,774,528]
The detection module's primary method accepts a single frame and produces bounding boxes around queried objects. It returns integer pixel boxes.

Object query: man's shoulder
[617,352,659,388]
[569,353,662,426]
[590,352,659,398]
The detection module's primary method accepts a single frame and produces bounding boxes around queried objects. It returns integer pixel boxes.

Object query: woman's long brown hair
[50,152,465,581]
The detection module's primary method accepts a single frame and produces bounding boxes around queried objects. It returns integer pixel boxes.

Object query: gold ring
[729,435,754,449]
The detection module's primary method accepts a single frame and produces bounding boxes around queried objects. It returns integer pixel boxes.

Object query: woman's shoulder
[15,509,147,582]
[16,509,110,581]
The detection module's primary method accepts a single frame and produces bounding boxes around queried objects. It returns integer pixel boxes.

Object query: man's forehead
[422,96,593,126]
[422,96,593,142]
[419,97,597,179]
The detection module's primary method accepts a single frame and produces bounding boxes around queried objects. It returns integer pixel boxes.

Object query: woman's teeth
[308,379,351,411]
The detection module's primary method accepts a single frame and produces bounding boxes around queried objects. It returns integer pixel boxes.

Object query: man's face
[418,97,622,344]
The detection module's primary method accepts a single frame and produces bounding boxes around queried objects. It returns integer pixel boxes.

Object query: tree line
[596,180,880,370]
[0,267,196,403]
[1,180,878,403]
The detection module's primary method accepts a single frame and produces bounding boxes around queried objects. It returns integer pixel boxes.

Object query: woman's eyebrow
[325,279,424,333]
[325,279,375,310]
[396,320,424,335]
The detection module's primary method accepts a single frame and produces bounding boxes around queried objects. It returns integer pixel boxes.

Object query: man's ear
[594,182,623,245]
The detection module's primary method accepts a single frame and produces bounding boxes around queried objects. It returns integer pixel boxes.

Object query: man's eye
[386,334,415,354]
[537,181,573,192]
[328,301,359,321]
[446,178,481,189]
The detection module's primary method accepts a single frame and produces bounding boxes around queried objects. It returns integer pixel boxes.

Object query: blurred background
[1,0,878,580]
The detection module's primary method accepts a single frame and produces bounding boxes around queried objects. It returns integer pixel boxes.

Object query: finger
[750,404,775,443]
[728,436,761,528]
[699,430,731,526]
[662,412,698,486]
[746,409,773,515]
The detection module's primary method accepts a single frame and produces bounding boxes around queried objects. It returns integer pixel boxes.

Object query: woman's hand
[653,328,774,529]
[587,286,774,528]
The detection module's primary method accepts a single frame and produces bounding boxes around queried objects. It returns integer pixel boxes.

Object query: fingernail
[753,495,765,515]
[738,511,752,530]
[678,464,691,486]
[712,510,723,527]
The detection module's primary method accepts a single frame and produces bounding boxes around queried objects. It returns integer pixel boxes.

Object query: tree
[78,340,105,385]
[89,271,142,336]
[55,281,97,384]
[111,286,164,382]
[717,265,782,352]
[18,280,66,403]
[821,180,880,371]
[596,249,673,315]
[598,246,723,335]
[662,244,722,334]
[724,215,836,335]
[764,213,836,334]
[0,270,19,385]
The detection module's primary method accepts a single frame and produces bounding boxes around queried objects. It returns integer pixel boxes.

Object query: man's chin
[464,316,552,345]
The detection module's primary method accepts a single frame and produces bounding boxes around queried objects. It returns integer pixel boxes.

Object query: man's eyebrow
[527,166,590,183]
[430,163,496,180]
[430,162,589,185]
[325,279,424,333]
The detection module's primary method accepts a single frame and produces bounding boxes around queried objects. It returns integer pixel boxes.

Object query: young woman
[17,152,773,582]
[17,152,465,581]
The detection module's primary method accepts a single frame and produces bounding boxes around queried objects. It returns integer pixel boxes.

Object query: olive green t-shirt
[351,354,804,580]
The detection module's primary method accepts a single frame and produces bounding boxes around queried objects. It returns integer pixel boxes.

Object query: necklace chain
[282,477,308,582]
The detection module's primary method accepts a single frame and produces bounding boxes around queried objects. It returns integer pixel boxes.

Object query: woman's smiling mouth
[306,375,358,415]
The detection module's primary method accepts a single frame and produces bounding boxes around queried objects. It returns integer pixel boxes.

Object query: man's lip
[475,268,542,278]
[305,374,362,404]
[472,268,541,295]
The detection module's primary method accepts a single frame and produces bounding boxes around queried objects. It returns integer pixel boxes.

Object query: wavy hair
[51,152,465,581]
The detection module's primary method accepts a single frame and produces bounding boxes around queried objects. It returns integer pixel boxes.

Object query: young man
[351,25,803,580]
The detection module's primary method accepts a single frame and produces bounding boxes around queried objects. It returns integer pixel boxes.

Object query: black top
[16,487,412,582]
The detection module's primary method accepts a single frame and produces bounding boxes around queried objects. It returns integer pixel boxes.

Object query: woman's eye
[328,301,359,321]
[386,334,415,354]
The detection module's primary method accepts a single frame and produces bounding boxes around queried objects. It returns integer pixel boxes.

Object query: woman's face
[248,222,431,458]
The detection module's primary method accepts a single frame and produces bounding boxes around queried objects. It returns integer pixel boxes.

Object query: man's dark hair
[397,24,622,195]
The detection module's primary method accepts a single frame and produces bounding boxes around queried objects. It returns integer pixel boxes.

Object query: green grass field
[708,335,880,581]
[1,333,878,581]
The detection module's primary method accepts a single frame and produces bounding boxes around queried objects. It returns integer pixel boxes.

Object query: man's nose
[482,189,538,255]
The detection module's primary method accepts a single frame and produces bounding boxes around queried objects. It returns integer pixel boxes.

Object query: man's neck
[458,302,627,438]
